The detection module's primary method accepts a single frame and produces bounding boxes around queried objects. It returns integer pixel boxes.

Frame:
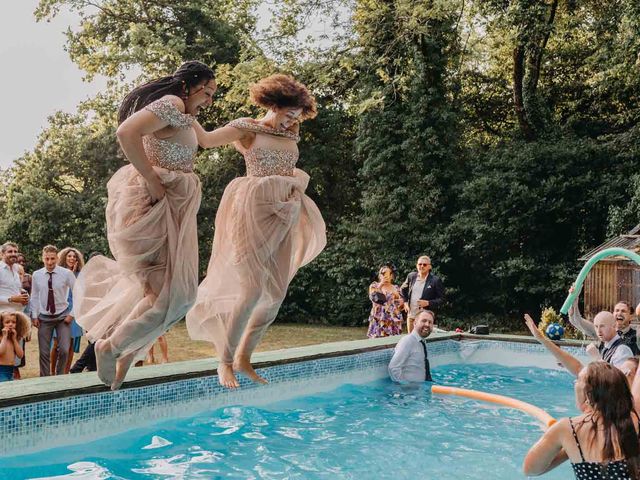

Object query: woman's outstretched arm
[524,314,584,377]
[193,121,246,148]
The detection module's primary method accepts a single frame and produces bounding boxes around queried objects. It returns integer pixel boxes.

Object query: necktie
[46,272,56,314]
[420,339,433,382]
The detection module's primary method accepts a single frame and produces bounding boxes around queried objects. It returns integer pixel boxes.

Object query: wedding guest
[50,247,85,374]
[367,264,404,338]
[16,254,32,297]
[0,243,28,312]
[569,287,639,355]
[400,255,445,333]
[524,313,638,385]
[524,362,640,478]
[388,311,435,383]
[30,245,76,376]
[0,244,29,380]
[186,74,326,388]
[0,312,30,382]
[74,61,215,389]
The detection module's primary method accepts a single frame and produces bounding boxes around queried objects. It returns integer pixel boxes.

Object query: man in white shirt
[0,242,29,312]
[0,242,30,380]
[30,245,76,376]
[612,301,640,355]
[388,310,435,383]
[584,311,634,368]
[569,295,640,355]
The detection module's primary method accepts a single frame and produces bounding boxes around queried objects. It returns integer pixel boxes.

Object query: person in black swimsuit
[523,362,640,479]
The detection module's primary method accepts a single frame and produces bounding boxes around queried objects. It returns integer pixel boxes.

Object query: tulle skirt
[186,168,326,363]
[74,165,201,357]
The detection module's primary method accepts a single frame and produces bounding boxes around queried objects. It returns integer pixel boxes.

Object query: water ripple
[4,363,577,480]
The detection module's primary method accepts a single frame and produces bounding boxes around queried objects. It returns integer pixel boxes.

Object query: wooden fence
[583,260,640,318]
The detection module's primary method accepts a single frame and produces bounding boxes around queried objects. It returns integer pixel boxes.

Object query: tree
[0,93,123,266]
[35,0,255,79]
[302,0,463,324]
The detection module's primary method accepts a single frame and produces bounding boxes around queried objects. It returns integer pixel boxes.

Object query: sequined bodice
[228,119,299,177]
[244,147,298,177]
[142,98,197,173]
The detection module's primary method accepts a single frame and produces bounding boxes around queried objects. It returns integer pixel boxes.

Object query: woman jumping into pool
[523,361,640,479]
[74,61,217,390]
[186,74,326,389]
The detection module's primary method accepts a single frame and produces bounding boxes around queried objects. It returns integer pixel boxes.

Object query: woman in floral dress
[367,264,404,338]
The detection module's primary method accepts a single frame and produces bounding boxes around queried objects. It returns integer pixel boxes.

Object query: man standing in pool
[388,310,435,383]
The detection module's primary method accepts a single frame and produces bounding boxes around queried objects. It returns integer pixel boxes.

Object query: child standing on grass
[0,311,29,382]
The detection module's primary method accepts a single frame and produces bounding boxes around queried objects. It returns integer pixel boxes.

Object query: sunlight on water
[1,364,577,480]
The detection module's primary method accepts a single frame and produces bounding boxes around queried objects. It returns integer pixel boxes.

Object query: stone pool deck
[0,332,588,408]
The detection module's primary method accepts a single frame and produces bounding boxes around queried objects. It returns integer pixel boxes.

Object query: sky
[0,2,345,170]
[0,1,109,169]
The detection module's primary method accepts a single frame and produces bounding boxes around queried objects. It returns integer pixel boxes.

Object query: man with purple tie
[30,245,76,376]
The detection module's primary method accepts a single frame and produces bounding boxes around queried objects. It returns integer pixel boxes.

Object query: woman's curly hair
[249,74,317,120]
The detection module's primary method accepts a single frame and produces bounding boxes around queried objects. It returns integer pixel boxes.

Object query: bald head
[594,311,617,342]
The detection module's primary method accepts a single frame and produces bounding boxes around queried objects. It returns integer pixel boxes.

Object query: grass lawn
[17,322,368,379]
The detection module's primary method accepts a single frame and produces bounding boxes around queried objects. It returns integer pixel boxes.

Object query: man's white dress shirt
[30,266,75,318]
[0,261,24,312]
[602,334,633,368]
[389,331,429,383]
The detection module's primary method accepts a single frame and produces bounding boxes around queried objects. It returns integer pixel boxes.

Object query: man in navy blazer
[401,255,445,333]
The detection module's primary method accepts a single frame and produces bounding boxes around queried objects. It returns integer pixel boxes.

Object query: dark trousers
[70,342,97,373]
[37,311,71,376]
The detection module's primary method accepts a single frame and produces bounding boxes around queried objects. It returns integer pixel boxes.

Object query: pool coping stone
[0,332,588,408]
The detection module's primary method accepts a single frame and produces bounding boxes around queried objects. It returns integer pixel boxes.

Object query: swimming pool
[0,341,579,479]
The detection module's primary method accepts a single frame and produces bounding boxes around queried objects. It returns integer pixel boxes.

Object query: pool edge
[0,332,587,408]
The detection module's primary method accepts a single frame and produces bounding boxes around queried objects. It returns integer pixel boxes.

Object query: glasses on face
[418,263,430,266]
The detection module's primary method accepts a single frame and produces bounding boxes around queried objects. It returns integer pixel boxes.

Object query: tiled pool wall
[0,339,586,456]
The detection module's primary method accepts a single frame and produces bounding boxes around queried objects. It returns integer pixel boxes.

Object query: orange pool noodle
[432,385,557,429]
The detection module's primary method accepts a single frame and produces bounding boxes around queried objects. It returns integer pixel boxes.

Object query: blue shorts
[0,365,13,382]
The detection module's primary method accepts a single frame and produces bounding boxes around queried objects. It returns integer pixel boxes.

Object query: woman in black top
[524,361,640,479]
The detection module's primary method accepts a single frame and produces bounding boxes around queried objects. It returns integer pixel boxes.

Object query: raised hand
[524,314,544,341]
[585,342,600,359]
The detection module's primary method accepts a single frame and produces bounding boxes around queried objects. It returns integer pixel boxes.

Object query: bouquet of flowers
[537,307,566,340]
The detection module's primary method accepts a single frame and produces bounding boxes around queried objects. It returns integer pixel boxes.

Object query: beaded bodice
[227,118,299,177]
[142,98,197,173]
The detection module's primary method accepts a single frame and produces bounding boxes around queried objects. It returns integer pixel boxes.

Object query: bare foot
[234,357,268,384]
[95,339,117,387]
[218,363,240,389]
[111,351,136,391]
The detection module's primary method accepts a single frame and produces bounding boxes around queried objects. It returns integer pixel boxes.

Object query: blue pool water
[1,363,577,479]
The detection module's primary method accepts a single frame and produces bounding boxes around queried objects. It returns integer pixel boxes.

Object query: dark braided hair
[118,61,215,124]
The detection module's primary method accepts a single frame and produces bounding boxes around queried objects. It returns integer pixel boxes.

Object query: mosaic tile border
[0,338,586,456]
